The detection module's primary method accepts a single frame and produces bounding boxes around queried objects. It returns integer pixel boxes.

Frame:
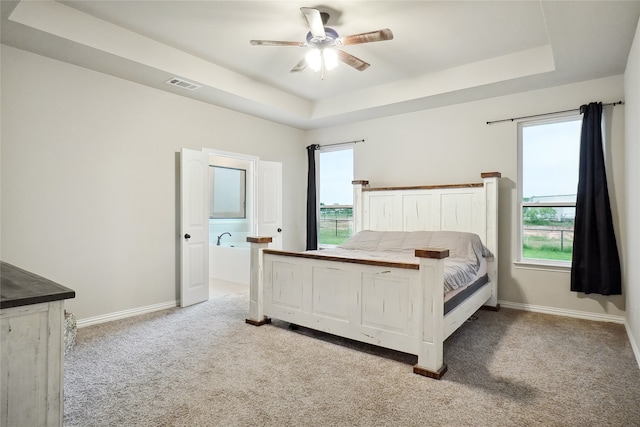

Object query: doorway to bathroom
[179,147,281,306]
[205,149,282,299]
[207,151,254,298]
[208,153,254,248]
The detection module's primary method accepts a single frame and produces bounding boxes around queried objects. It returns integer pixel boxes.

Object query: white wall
[624,18,640,364]
[2,43,634,326]
[1,46,306,320]
[307,76,627,320]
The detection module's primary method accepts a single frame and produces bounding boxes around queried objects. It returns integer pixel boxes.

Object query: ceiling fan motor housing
[306,27,339,48]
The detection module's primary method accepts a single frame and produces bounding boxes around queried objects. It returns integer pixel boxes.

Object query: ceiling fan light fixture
[306,48,338,72]
[323,49,338,70]
[305,49,321,72]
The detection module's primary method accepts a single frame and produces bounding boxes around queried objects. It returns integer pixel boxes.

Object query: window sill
[514,260,571,273]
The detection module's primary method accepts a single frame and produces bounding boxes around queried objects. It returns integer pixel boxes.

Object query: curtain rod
[486,101,624,125]
[308,139,364,150]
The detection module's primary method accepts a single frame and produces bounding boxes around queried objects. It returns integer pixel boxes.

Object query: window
[518,116,581,266]
[209,165,246,219]
[318,146,354,247]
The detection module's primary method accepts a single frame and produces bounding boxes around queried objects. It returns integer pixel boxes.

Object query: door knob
[277,228,282,233]
[184,234,191,240]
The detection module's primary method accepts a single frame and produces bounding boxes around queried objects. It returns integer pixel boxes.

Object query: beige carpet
[64,290,640,426]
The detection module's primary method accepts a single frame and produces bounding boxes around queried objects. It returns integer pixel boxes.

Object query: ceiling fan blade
[301,7,326,39]
[336,50,370,71]
[290,58,308,73]
[339,29,394,46]
[250,40,306,47]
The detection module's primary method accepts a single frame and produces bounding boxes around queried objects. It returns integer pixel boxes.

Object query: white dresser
[1,262,75,427]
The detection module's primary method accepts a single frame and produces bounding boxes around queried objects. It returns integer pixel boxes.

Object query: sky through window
[319,148,353,205]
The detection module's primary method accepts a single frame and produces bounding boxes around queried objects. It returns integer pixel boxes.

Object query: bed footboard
[246,238,460,379]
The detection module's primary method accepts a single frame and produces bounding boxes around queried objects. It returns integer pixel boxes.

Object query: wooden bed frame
[246,172,501,379]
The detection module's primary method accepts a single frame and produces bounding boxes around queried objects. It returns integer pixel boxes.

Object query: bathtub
[209,243,250,285]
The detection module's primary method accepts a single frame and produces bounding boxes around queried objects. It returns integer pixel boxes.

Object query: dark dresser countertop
[1,261,76,309]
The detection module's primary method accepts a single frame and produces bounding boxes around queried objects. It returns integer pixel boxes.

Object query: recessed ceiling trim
[8,0,312,120]
[311,45,556,120]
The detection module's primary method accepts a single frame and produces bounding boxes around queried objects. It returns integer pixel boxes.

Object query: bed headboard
[352,172,501,258]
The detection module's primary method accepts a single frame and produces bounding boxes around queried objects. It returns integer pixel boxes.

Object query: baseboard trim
[498,300,625,324]
[77,300,178,328]
[625,322,640,370]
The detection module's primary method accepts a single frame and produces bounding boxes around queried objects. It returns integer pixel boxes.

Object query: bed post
[481,172,501,309]
[352,180,369,234]
[413,248,449,379]
[245,237,272,326]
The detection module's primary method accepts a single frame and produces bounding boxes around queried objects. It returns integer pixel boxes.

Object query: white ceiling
[2,1,640,130]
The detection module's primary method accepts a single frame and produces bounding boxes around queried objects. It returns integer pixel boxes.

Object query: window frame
[516,113,582,270]
[209,165,247,219]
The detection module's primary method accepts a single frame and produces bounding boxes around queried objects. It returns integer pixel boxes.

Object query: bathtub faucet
[216,232,232,246]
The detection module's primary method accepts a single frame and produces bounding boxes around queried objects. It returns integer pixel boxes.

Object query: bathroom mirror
[209,166,246,219]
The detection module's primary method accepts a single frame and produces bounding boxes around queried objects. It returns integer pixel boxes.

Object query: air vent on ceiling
[166,77,201,91]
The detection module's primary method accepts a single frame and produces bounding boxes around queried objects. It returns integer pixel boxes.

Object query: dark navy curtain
[306,144,320,250]
[570,102,621,295]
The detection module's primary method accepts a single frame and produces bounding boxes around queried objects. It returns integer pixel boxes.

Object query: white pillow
[376,232,414,252]
[338,230,385,251]
[339,230,492,266]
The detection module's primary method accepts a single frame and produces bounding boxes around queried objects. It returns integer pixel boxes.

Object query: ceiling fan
[250,7,393,77]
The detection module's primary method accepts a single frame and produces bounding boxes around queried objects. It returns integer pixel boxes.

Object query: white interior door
[180,148,209,307]
[257,161,283,250]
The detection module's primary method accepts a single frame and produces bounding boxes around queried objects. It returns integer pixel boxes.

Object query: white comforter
[307,230,493,294]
